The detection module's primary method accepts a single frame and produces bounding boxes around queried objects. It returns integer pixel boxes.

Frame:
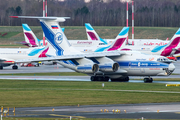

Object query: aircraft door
[128,62,131,68]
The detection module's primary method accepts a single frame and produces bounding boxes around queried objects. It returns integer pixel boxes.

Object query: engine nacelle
[76,64,99,73]
[99,62,119,72]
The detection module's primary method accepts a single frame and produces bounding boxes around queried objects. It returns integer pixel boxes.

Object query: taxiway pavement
[6,103,180,119]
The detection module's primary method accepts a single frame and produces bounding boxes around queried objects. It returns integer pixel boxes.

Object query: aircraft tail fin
[38,17,80,55]
[95,27,129,52]
[160,28,180,56]
[107,27,129,51]
[22,24,39,47]
[85,23,107,44]
[11,16,80,56]
[167,28,180,47]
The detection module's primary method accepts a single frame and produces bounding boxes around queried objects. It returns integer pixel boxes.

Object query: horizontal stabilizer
[10,16,70,22]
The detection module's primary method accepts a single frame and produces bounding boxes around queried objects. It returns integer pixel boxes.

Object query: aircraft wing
[15,51,125,63]
[0,58,15,66]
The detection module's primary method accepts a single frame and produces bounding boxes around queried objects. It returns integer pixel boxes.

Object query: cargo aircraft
[11,16,175,83]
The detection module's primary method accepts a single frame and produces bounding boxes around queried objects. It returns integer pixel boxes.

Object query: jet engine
[89,56,119,72]
[76,63,99,73]
[99,62,119,72]
[56,58,99,74]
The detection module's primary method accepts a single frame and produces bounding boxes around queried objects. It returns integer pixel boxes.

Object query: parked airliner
[82,24,180,60]
[0,46,49,69]
[12,16,175,83]
[85,23,169,46]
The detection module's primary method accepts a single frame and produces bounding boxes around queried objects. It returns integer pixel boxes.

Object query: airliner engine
[57,58,99,74]
[90,57,119,72]
[76,64,99,73]
[99,62,119,72]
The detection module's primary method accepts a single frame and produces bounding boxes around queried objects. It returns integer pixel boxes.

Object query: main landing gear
[12,65,18,70]
[0,66,3,70]
[144,77,153,83]
[111,76,129,82]
[90,76,129,82]
[0,65,18,70]
[91,76,109,82]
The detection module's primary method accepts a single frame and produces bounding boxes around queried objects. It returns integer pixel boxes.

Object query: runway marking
[0,88,179,94]
[49,114,86,118]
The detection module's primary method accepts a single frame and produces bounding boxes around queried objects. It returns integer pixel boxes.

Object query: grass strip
[0,80,179,108]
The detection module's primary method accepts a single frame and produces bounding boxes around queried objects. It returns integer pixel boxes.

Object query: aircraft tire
[144,78,153,83]
[91,76,96,81]
[12,65,18,70]
[91,76,109,82]
[104,76,109,82]
[0,66,3,70]
[111,78,118,82]
[111,76,129,82]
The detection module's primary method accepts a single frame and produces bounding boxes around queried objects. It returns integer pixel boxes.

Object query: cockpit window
[157,57,169,62]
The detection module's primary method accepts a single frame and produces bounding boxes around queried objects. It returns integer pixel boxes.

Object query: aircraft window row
[0,53,27,54]
[157,58,169,62]
[99,43,106,45]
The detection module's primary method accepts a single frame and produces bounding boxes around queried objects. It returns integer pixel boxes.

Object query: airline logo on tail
[95,27,129,52]
[151,28,180,56]
[40,21,64,56]
[85,23,108,44]
[55,32,63,44]
[22,24,39,47]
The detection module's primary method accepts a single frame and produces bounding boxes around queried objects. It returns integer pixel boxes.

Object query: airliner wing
[15,51,125,63]
[0,58,15,66]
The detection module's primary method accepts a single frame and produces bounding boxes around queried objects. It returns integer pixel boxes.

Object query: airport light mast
[132,1,134,40]
[43,0,47,46]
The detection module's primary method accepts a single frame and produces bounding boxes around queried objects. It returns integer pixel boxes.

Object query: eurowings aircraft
[85,23,169,46]
[11,16,175,83]
[74,27,129,52]
[22,24,40,47]
[121,28,180,57]
[85,23,180,59]
[0,46,49,69]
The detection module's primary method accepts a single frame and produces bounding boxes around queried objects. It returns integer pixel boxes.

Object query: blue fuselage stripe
[118,61,168,68]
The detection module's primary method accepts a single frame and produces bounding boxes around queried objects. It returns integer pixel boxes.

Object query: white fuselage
[0,47,45,61]
[68,39,169,53]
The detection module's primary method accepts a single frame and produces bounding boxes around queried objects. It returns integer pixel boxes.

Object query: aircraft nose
[169,63,175,72]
